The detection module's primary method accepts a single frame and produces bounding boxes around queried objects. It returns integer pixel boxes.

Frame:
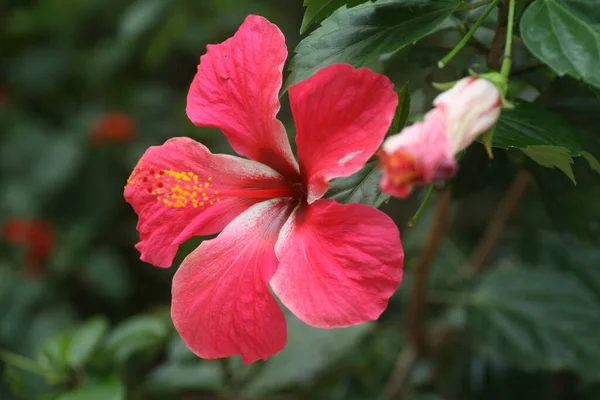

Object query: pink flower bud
[433,77,501,153]
[379,78,501,198]
[379,109,457,198]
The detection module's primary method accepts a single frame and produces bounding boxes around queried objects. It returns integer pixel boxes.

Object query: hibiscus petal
[186,15,299,180]
[271,200,404,328]
[289,64,398,203]
[124,137,290,268]
[171,198,295,363]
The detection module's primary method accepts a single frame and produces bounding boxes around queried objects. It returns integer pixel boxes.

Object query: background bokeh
[1,0,600,399]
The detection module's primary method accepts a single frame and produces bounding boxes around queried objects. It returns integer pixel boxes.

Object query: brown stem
[408,187,452,355]
[384,188,452,399]
[468,170,530,273]
[487,0,507,70]
[384,346,417,399]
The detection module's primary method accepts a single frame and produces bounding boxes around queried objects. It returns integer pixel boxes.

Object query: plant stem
[468,170,529,273]
[408,184,435,227]
[384,189,452,399]
[407,188,452,356]
[383,346,417,399]
[438,0,500,68]
[500,0,516,79]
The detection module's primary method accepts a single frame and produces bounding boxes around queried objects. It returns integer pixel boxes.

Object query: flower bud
[379,109,457,198]
[378,77,501,198]
[433,77,501,153]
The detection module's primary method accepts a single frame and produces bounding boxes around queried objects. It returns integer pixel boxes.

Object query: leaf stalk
[438,0,501,68]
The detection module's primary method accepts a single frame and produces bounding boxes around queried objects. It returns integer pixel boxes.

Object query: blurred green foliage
[1,0,600,399]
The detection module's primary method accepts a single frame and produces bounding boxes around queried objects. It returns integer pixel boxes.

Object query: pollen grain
[127,164,221,209]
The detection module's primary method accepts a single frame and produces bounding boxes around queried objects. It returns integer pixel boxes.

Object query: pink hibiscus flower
[124,15,404,363]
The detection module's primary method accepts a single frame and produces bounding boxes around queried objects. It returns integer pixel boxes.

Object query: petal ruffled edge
[186,15,299,180]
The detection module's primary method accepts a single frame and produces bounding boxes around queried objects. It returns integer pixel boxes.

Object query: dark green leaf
[144,362,223,394]
[288,0,462,86]
[324,161,388,207]
[535,232,600,302]
[528,159,600,239]
[467,266,600,372]
[521,0,600,89]
[495,102,600,180]
[389,84,411,133]
[67,317,109,368]
[245,313,372,394]
[494,102,587,153]
[57,376,125,400]
[300,0,373,34]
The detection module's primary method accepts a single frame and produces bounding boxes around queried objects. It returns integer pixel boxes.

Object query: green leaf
[528,159,600,239]
[324,161,388,207]
[288,0,462,86]
[389,84,411,134]
[522,145,576,185]
[467,266,600,372]
[494,102,600,181]
[36,317,108,371]
[37,331,72,371]
[300,0,373,34]
[144,362,223,394]
[493,102,587,154]
[535,232,600,302]
[105,314,170,363]
[582,151,600,174]
[245,313,372,395]
[521,0,600,89]
[67,317,109,368]
[57,376,125,400]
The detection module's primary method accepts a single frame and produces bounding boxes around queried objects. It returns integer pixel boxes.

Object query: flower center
[128,164,302,209]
